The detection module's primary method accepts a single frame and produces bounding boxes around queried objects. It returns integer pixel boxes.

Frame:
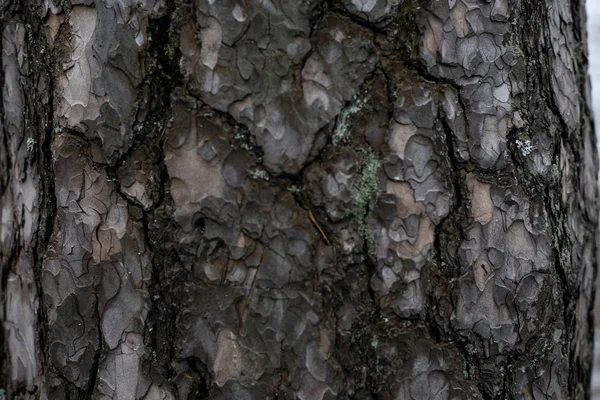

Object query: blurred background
[588,0,600,397]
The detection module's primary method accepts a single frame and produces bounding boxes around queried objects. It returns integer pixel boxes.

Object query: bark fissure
[84,294,102,398]
[34,32,57,391]
[434,114,487,395]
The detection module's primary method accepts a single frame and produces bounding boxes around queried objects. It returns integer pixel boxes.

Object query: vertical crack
[429,102,490,393]
[26,12,57,394]
[85,295,103,398]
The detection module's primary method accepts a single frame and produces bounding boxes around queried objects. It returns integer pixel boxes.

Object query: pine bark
[0,0,598,399]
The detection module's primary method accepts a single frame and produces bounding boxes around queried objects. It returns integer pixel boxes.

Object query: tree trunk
[0,0,597,399]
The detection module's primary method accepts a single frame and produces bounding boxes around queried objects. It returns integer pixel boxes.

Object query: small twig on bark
[308,210,330,246]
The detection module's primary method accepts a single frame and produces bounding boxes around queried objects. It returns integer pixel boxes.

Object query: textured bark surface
[0,0,598,399]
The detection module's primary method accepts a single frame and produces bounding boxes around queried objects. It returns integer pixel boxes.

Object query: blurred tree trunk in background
[0,0,598,399]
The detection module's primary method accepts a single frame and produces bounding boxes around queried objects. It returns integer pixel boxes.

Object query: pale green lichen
[287,185,301,193]
[351,148,381,253]
[332,96,364,146]
[512,38,524,59]
[234,132,245,140]
[371,335,378,349]
[26,137,36,152]
[249,168,270,181]
[515,138,533,156]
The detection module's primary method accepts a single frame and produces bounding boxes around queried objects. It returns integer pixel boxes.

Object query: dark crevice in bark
[85,295,102,398]
[398,62,471,163]
[35,73,56,393]
[546,150,579,398]
[435,115,465,282]
[434,107,490,395]
[109,164,147,211]
[402,59,463,99]
[358,220,379,306]
[329,8,389,35]
[112,10,183,173]
[146,202,185,393]
[138,3,188,393]
[182,357,210,398]
[140,142,183,390]
[499,360,512,400]
[21,10,56,396]
[379,63,396,127]
[307,0,333,36]
[548,196,578,394]
[400,61,520,186]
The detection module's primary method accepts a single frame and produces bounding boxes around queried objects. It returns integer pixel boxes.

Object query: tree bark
[0,0,597,399]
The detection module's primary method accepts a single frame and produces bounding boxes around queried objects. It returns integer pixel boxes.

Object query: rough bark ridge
[0,0,597,399]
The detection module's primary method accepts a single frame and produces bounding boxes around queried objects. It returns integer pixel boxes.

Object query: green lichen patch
[350,148,381,254]
[332,96,365,146]
[26,137,36,152]
[515,138,533,157]
[287,185,301,193]
[371,335,379,349]
[249,168,270,181]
